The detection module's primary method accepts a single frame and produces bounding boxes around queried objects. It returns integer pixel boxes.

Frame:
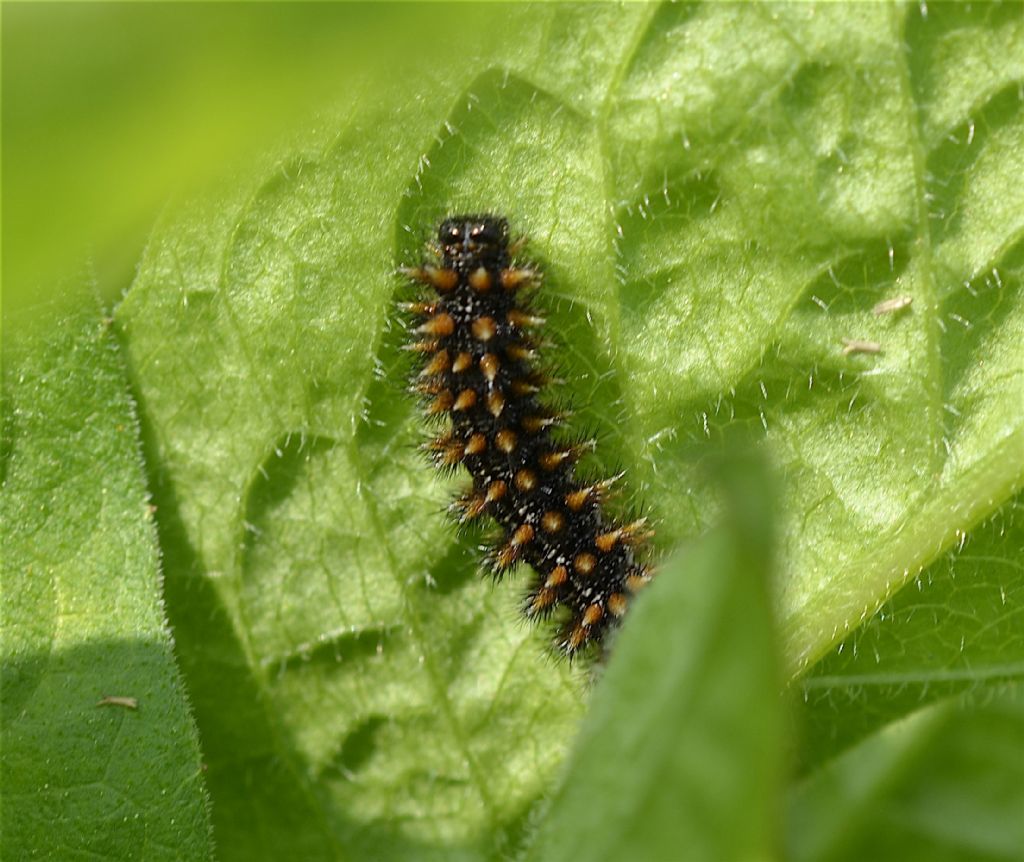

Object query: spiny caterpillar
[400,215,654,656]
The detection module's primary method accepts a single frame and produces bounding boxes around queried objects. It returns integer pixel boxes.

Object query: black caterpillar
[400,215,653,655]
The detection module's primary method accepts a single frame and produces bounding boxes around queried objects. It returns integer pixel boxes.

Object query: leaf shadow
[1,637,211,858]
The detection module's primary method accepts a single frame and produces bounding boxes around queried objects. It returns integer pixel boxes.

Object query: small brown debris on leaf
[872,296,913,316]
[841,338,882,356]
[96,695,139,710]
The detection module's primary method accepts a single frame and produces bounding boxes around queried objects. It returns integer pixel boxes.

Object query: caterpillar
[400,215,654,656]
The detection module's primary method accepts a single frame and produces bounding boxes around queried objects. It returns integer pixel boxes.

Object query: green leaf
[605,0,1024,675]
[525,457,783,862]
[1,292,212,860]
[788,684,1024,862]
[94,2,1023,859]
[797,490,1024,772]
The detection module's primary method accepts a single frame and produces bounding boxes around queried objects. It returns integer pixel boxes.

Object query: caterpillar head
[438,215,510,271]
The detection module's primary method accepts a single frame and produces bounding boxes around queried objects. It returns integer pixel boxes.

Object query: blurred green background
[2,2,481,312]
